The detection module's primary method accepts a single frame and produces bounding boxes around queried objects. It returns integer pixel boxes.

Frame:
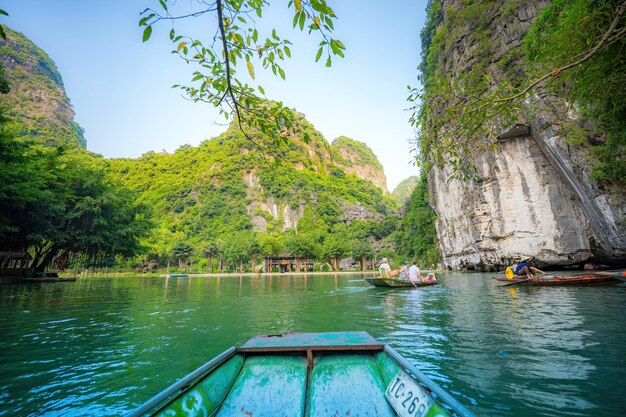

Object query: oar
[500,277,534,286]
[500,273,553,287]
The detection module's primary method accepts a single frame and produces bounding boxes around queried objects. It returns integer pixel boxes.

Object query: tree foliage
[0,134,153,271]
[140,0,344,153]
[395,174,439,266]
[524,0,626,184]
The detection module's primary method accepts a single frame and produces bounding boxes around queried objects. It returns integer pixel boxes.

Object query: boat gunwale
[365,276,438,288]
[127,346,237,417]
[384,345,476,417]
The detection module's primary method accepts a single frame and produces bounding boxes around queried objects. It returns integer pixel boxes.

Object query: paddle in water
[500,273,552,287]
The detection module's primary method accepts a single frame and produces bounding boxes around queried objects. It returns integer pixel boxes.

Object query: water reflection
[0,274,625,416]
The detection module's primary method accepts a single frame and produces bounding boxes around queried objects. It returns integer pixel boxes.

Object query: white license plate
[385,371,433,417]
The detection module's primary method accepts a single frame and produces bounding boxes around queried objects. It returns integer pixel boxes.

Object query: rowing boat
[365,276,438,288]
[493,272,621,286]
[129,332,474,417]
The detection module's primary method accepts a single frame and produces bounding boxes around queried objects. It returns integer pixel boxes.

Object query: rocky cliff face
[0,28,85,147]
[332,136,388,193]
[425,1,626,270]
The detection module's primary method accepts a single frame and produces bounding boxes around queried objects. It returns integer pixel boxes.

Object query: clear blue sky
[5,0,427,190]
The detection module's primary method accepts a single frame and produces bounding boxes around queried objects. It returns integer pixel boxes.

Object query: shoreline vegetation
[56,270,449,279]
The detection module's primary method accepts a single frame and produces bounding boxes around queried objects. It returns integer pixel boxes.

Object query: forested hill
[391,176,419,205]
[106,118,399,266]
[0,28,85,148]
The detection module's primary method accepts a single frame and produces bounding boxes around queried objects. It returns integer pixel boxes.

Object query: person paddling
[515,256,545,277]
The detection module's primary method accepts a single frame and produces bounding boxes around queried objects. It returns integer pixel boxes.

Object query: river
[0,273,625,416]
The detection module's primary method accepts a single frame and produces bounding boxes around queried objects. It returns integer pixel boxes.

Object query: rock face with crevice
[426,1,626,270]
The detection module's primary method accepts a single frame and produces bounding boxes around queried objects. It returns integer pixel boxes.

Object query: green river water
[1,273,625,416]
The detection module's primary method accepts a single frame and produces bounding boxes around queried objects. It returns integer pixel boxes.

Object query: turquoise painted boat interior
[140,332,458,417]
[150,351,451,417]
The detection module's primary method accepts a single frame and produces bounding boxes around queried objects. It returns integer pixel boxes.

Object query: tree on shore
[351,240,374,271]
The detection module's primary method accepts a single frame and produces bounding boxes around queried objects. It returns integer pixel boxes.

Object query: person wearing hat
[378,258,400,278]
[515,256,545,277]
[379,258,391,277]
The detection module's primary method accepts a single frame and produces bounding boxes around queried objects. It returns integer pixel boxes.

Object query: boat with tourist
[129,331,474,417]
[493,271,624,286]
[365,276,438,288]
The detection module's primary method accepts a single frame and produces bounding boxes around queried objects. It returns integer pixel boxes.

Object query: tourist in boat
[407,260,422,282]
[398,261,409,279]
[423,272,437,283]
[515,256,545,277]
[378,258,399,278]
[378,258,391,277]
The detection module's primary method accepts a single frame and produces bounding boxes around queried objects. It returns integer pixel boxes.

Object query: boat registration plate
[385,371,433,417]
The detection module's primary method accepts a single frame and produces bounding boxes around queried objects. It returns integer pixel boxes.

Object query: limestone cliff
[0,27,85,147]
[331,136,388,193]
[422,1,626,270]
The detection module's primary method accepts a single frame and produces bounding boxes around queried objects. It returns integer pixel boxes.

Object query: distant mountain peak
[331,136,388,193]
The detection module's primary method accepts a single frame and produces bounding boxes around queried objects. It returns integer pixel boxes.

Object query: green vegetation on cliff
[395,174,439,266]
[0,28,86,148]
[332,136,384,171]
[107,119,399,272]
[413,0,625,185]
[391,176,419,205]
[524,0,625,185]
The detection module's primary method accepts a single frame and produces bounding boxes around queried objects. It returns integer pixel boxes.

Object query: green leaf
[142,26,153,42]
[284,46,291,58]
[159,0,168,11]
[292,12,300,28]
[169,29,175,40]
[315,47,323,62]
[299,12,306,30]
[258,85,265,95]
[325,55,331,67]
[278,67,285,80]
[0,9,9,17]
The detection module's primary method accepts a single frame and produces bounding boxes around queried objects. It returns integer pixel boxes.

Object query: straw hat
[382,258,388,263]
